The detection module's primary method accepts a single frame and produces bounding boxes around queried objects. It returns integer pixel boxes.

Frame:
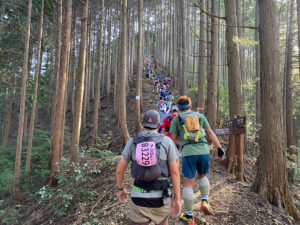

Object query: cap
[142,110,160,129]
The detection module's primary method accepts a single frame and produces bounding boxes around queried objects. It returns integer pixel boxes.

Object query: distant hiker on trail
[159,88,166,99]
[161,106,179,137]
[157,98,165,111]
[158,104,169,133]
[116,110,181,225]
[169,96,225,225]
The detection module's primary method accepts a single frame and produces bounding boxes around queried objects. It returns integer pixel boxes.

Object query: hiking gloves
[217,148,225,157]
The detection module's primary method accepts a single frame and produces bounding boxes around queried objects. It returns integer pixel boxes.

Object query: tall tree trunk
[225,0,244,181]
[71,11,77,116]
[101,17,106,95]
[252,0,300,220]
[285,0,295,154]
[136,0,143,132]
[179,0,186,95]
[92,0,104,143]
[197,0,206,109]
[49,0,72,187]
[236,0,245,83]
[106,9,112,97]
[51,0,63,140]
[192,6,197,86]
[119,0,130,143]
[206,0,218,129]
[26,0,44,174]
[71,0,88,164]
[255,0,260,143]
[2,75,15,148]
[13,0,32,202]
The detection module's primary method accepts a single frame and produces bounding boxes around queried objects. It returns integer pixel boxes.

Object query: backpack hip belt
[134,179,170,198]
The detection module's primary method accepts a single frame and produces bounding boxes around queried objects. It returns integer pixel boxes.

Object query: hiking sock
[198,176,210,202]
[182,187,194,212]
[187,211,193,216]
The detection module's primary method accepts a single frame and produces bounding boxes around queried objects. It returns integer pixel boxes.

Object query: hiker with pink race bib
[116,110,181,225]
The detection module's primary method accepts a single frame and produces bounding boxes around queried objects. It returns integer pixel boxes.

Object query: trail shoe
[200,201,212,215]
[179,213,194,225]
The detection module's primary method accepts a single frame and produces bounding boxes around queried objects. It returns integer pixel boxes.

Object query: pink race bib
[136,142,157,167]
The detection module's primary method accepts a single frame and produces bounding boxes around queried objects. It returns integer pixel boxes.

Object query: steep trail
[19,64,300,225]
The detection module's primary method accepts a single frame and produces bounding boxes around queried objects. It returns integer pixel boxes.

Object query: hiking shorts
[130,200,170,225]
[182,154,210,178]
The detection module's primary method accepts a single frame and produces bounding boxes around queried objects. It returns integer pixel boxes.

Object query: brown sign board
[223,116,246,128]
[213,127,246,136]
[214,127,233,136]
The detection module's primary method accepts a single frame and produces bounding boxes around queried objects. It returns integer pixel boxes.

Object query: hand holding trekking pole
[118,188,128,204]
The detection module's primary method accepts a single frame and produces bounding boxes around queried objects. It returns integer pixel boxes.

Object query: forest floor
[12,65,300,225]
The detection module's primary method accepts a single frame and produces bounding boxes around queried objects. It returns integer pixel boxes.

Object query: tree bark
[49,0,72,187]
[119,0,130,143]
[252,0,300,220]
[284,0,295,154]
[13,0,32,202]
[26,0,44,174]
[236,0,245,84]
[197,0,206,109]
[136,0,143,132]
[92,0,104,143]
[179,0,186,95]
[2,75,15,148]
[255,0,260,143]
[224,0,244,181]
[71,10,77,116]
[206,0,218,129]
[106,9,112,98]
[70,0,88,164]
[51,0,63,140]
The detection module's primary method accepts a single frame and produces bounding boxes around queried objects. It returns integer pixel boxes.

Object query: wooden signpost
[214,116,246,136]
[213,115,246,180]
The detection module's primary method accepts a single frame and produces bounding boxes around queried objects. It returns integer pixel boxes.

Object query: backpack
[131,133,170,187]
[178,112,205,143]
[165,115,175,133]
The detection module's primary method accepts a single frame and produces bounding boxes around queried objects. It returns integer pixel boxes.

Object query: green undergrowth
[0,129,50,197]
[0,129,50,224]
[37,147,117,220]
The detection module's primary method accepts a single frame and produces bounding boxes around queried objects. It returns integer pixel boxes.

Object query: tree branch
[191,2,225,20]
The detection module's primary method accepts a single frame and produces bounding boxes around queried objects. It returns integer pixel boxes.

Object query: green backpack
[178,112,205,143]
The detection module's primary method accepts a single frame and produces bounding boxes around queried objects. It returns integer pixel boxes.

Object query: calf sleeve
[198,176,210,201]
[182,187,194,212]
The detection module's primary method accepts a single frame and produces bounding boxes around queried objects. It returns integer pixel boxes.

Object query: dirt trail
[19,65,300,225]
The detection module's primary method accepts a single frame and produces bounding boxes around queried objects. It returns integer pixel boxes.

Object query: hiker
[158,88,166,99]
[169,96,225,225]
[161,106,179,137]
[157,97,165,111]
[116,110,181,225]
[158,104,169,133]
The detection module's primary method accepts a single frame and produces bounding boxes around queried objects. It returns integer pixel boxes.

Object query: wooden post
[236,133,244,181]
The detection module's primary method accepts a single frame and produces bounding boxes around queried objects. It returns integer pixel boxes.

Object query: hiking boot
[179,213,194,225]
[200,201,212,215]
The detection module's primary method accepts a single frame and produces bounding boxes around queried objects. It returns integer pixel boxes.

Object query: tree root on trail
[89,191,109,216]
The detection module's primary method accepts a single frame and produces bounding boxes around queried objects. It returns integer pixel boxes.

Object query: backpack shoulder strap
[178,114,184,124]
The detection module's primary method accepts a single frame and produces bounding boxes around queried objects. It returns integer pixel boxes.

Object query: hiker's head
[142,110,160,130]
[160,104,167,111]
[177,96,192,112]
[171,106,179,114]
